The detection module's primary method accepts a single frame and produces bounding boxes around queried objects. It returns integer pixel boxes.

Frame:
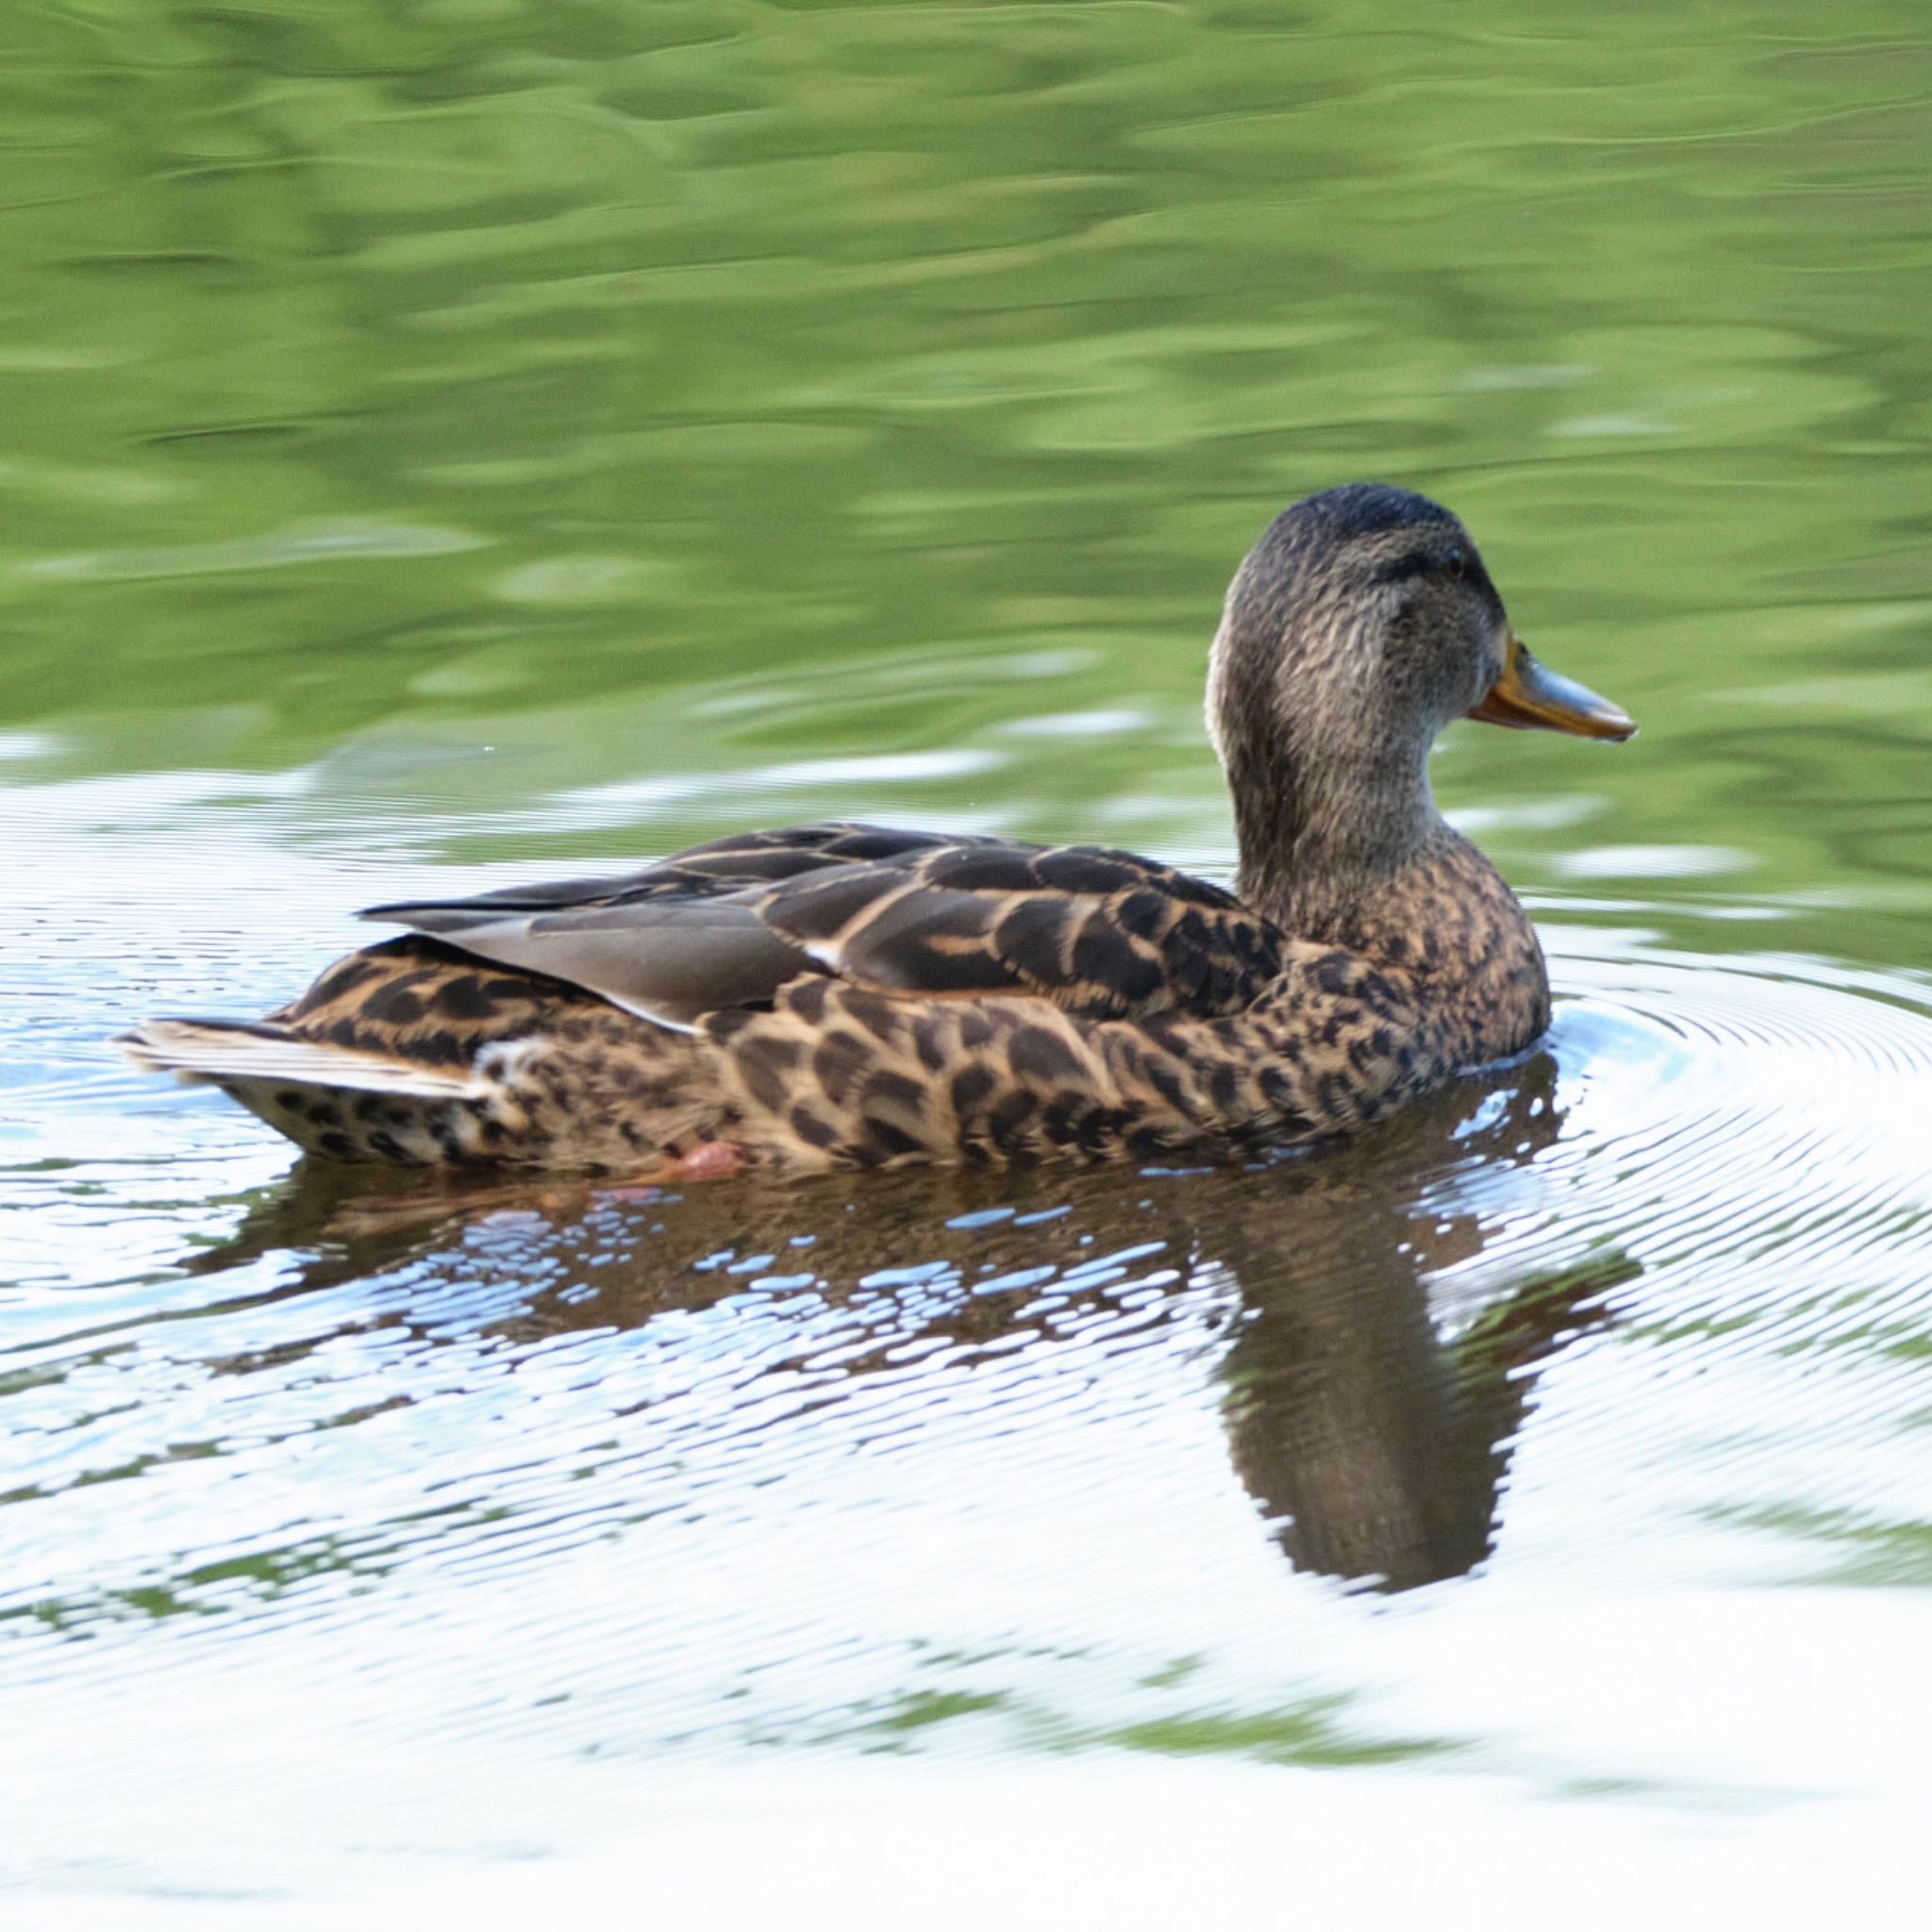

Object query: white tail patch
[117,1020,488,1100]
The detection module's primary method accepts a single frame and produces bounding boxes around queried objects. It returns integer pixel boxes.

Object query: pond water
[5,4,1932,1924]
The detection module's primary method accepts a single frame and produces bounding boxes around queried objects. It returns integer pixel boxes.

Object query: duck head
[1208,481,1634,928]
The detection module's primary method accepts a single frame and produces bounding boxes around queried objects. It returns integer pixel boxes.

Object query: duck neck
[1207,595,1449,941]
[1225,723,1446,942]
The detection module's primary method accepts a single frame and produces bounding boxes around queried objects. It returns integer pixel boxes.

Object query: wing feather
[358,822,1284,1024]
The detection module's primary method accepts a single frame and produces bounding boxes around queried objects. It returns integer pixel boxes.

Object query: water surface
[5,4,1932,1923]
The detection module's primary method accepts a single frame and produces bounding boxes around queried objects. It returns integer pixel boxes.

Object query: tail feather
[116,1018,486,1100]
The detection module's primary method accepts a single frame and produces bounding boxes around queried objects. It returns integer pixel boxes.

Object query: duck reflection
[191,1050,1631,1593]
[1210,1063,1626,1591]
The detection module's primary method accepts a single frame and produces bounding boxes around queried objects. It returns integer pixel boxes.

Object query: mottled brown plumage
[119,482,1634,1173]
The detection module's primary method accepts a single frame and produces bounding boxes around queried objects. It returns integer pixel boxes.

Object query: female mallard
[120,483,1633,1175]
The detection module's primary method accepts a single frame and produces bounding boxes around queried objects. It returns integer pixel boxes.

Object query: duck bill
[1470,632,1636,741]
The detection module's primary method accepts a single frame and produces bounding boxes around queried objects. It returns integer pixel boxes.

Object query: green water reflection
[5,2,1930,965]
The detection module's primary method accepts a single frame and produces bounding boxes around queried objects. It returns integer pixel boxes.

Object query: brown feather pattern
[119,822,1540,1173]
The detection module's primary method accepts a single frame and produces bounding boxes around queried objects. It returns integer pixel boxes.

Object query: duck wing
[361,821,1283,1030]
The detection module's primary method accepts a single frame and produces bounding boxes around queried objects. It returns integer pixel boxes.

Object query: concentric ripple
[1494,940,1932,1338]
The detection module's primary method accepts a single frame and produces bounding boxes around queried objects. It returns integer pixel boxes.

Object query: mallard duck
[119,483,1633,1175]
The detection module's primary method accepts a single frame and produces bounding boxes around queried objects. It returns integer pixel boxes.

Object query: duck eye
[1442,546,1466,581]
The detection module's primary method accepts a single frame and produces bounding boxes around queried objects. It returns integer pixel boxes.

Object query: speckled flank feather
[123,940,722,1168]
[699,827,1545,1169]
[118,482,1629,1173]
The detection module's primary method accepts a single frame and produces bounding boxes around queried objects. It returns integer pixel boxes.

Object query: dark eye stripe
[1381,544,1473,586]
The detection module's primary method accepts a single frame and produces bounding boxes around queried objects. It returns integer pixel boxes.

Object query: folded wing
[362,821,1284,1030]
